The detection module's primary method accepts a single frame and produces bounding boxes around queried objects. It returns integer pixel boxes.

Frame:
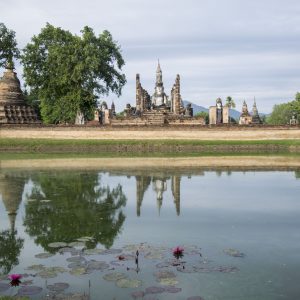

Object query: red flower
[8,274,22,286]
[173,246,184,259]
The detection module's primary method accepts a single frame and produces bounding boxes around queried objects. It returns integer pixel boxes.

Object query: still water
[0,167,300,299]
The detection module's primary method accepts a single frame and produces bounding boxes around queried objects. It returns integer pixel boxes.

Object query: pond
[0,167,300,299]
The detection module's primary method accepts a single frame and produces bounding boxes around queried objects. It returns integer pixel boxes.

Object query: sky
[1,0,300,113]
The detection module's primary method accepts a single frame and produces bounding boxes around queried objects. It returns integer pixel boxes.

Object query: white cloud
[1,0,300,112]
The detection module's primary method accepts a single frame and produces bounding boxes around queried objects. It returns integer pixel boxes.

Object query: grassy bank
[1,138,300,159]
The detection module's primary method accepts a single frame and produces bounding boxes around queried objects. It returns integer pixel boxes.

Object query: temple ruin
[0,65,40,124]
[95,61,205,126]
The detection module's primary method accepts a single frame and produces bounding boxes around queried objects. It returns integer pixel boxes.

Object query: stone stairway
[142,111,166,125]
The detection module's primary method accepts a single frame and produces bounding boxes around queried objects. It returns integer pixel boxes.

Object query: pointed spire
[156,59,161,73]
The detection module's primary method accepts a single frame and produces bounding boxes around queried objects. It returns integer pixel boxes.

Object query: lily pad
[154,270,176,279]
[176,266,196,273]
[145,251,164,260]
[48,242,68,248]
[69,267,87,276]
[47,282,70,292]
[145,286,165,294]
[223,248,245,258]
[215,266,239,273]
[165,286,182,293]
[0,282,10,292]
[68,241,86,248]
[87,260,109,271]
[37,270,57,279]
[35,252,55,259]
[68,262,86,269]
[116,278,142,288]
[158,278,179,286]
[66,256,86,263]
[84,248,105,255]
[77,237,94,242]
[131,290,145,299]
[101,249,123,255]
[187,297,205,300]
[17,286,43,296]
[103,272,127,281]
[26,264,45,271]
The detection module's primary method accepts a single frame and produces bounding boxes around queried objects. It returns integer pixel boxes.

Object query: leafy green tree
[24,171,127,251]
[195,111,209,124]
[290,92,300,121]
[267,102,293,125]
[0,23,20,68]
[21,24,126,124]
[225,96,236,109]
[225,96,236,124]
[0,230,24,275]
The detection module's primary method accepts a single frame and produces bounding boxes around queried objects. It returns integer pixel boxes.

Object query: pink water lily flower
[173,246,184,259]
[8,274,22,286]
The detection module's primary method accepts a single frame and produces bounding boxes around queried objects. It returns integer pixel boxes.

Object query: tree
[225,96,236,124]
[267,102,293,125]
[21,24,126,124]
[0,23,20,68]
[195,111,209,124]
[24,171,127,251]
[0,230,24,275]
[225,96,236,109]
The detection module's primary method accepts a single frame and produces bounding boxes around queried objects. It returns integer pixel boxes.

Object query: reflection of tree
[295,171,300,179]
[24,172,127,252]
[0,230,24,275]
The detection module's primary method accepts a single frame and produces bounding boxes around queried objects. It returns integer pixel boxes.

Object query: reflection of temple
[0,173,25,232]
[135,174,182,216]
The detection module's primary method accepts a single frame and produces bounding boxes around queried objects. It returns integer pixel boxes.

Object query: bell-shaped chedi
[0,173,25,232]
[0,64,40,124]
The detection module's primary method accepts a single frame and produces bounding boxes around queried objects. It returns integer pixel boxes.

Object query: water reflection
[23,172,127,251]
[136,175,181,216]
[0,173,24,275]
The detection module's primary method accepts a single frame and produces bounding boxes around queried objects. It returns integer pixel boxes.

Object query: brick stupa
[0,65,40,124]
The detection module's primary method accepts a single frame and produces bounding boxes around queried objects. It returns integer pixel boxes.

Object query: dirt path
[2,156,300,170]
[1,128,300,140]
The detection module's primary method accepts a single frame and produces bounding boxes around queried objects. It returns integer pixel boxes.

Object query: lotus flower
[173,246,184,259]
[8,274,22,286]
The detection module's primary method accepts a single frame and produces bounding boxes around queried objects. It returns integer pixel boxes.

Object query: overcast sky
[1,0,300,112]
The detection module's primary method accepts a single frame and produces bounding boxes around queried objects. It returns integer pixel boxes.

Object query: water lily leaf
[48,242,68,248]
[35,252,55,259]
[26,264,45,271]
[37,270,57,278]
[68,262,86,269]
[103,272,127,281]
[17,286,43,296]
[110,260,123,266]
[187,297,205,300]
[87,260,109,271]
[131,290,145,299]
[176,266,196,273]
[145,251,164,260]
[116,278,142,288]
[66,256,86,263]
[0,282,10,292]
[215,266,239,273]
[164,286,182,293]
[77,237,94,242]
[40,199,51,203]
[101,249,123,255]
[21,280,34,286]
[68,241,86,248]
[83,248,105,255]
[154,270,176,279]
[158,278,179,286]
[47,282,70,292]
[145,286,165,294]
[69,267,87,276]
[223,248,245,257]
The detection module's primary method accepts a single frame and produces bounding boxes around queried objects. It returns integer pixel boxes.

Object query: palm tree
[225,96,236,123]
